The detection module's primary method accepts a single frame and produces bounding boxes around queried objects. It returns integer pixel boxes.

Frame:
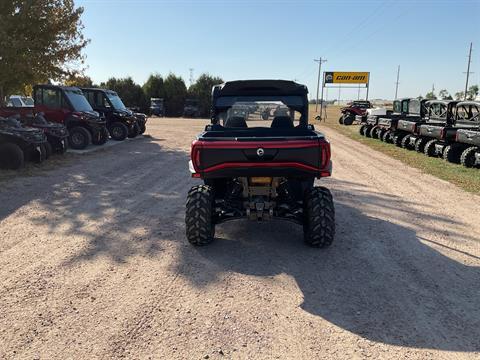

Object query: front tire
[68,126,92,150]
[109,122,128,141]
[185,185,215,246]
[443,144,463,164]
[92,127,109,145]
[128,122,140,138]
[415,138,427,153]
[359,125,366,136]
[424,139,437,157]
[138,122,146,134]
[303,187,335,248]
[401,135,412,149]
[44,142,53,159]
[0,143,24,170]
[460,147,478,168]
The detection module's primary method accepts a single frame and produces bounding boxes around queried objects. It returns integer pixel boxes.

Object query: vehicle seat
[225,116,247,128]
[271,116,294,129]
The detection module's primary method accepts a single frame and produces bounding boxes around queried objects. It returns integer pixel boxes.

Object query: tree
[163,73,187,116]
[188,73,224,117]
[0,1,89,103]
[467,85,479,100]
[438,89,452,100]
[425,91,437,100]
[101,77,148,112]
[143,74,165,100]
[65,75,94,88]
[454,91,465,101]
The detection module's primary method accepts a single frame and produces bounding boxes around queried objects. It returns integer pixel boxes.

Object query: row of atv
[357,98,480,168]
[0,85,148,170]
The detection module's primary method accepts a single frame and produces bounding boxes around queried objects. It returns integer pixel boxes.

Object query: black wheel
[415,138,427,153]
[0,143,24,170]
[138,122,146,134]
[401,135,412,149]
[68,126,92,150]
[128,122,140,138]
[460,147,478,168]
[371,126,380,139]
[185,185,215,246]
[393,134,405,147]
[303,186,335,248]
[365,126,373,138]
[338,116,344,125]
[359,125,366,136]
[92,127,109,145]
[378,129,386,141]
[109,122,128,141]
[424,139,437,157]
[343,114,355,125]
[44,141,53,159]
[381,130,391,143]
[443,144,464,164]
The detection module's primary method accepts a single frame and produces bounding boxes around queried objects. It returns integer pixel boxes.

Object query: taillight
[319,140,331,169]
[191,140,202,171]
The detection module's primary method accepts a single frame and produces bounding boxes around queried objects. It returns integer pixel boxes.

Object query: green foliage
[143,74,165,100]
[0,0,89,103]
[438,89,452,100]
[188,73,224,117]
[467,85,478,100]
[65,75,94,88]
[163,73,187,116]
[425,91,437,100]
[454,91,465,101]
[101,77,148,112]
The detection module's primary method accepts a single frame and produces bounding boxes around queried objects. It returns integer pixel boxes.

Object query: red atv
[185,80,335,248]
[339,100,372,125]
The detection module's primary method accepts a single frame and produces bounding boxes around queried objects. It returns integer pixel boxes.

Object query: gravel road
[0,118,479,359]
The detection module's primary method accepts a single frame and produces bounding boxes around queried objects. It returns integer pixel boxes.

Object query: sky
[76,0,480,100]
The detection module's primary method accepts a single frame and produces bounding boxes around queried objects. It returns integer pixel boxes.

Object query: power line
[314,57,327,112]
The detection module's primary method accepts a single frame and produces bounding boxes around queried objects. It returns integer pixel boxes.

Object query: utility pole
[394,65,400,99]
[463,42,473,100]
[314,57,327,112]
[189,68,194,87]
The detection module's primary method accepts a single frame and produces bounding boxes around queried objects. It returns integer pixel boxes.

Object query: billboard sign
[324,72,369,84]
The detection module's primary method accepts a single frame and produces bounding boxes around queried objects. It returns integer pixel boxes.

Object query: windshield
[215,98,303,129]
[106,93,127,110]
[64,89,93,112]
[393,101,401,113]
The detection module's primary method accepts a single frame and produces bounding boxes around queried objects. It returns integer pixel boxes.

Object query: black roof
[80,87,117,95]
[213,80,308,97]
[425,100,459,106]
[34,84,81,92]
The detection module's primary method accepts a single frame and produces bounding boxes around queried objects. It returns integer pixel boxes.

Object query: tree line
[422,85,479,101]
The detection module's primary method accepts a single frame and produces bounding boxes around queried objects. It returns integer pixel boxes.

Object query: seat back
[271,116,294,129]
[225,116,247,128]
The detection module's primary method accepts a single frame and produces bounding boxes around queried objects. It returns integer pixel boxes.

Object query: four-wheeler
[376,98,428,147]
[185,80,335,248]
[150,98,165,117]
[33,85,108,150]
[0,116,48,169]
[183,99,201,118]
[339,100,371,125]
[360,99,405,139]
[81,88,142,140]
[19,113,69,156]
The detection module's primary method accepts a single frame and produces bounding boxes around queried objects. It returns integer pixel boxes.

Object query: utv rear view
[185,80,335,248]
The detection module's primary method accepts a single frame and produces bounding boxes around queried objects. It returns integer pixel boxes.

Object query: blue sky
[77,0,479,100]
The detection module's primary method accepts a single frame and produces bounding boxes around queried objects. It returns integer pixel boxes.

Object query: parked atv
[183,99,201,118]
[81,88,142,140]
[150,98,164,117]
[185,80,335,248]
[376,98,428,147]
[339,100,371,125]
[0,116,48,169]
[19,113,68,156]
[33,85,107,150]
[359,100,404,140]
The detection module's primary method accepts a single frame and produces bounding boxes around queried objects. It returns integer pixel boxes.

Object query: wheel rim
[112,126,123,138]
[71,132,84,146]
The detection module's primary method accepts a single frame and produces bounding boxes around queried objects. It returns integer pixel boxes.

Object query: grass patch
[309,105,480,194]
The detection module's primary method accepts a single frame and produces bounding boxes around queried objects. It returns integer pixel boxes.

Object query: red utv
[185,80,335,248]
[339,100,372,125]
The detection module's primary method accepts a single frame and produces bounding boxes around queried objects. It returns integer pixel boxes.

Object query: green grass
[310,105,480,194]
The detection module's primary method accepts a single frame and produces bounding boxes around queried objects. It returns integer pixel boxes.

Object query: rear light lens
[319,140,331,169]
[191,140,202,171]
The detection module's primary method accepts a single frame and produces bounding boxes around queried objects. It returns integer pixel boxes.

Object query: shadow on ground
[174,180,480,352]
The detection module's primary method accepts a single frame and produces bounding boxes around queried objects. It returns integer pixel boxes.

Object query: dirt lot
[1,118,479,359]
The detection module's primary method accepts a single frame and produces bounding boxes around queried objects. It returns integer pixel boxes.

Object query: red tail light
[319,140,331,169]
[191,140,202,171]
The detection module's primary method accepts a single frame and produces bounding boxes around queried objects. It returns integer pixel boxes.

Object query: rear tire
[393,133,405,147]
[371,126,380,139]
[68,126,92,150]
[0,143,24,170]
[185,185,215,246]
[303,187,335,248]
[338,116,344,125]
[381,130,391,143]
[401,135,412,149]
[359,125,366,136]
[109,122,128,141]
[424,139,437,157]
[443,144,463,164]
[44,141,53,159]
[460,146,478,168]
[415,138,427,153]
[128,122,140,138]
[138,122,146,134]
[365,126,372,138]
[343,114,355,125]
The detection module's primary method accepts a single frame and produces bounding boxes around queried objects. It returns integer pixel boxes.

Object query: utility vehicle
[150,98,164,117]
[183,99,201,118]
[0,116,47,169]
[339,100,371,125]
[376,98,428,147]
[81,88,142,140]
[185,80,335,248]
[7,96,34,108]
[19,113,68,156]
[33,85,108,150]
[360,99,406,140]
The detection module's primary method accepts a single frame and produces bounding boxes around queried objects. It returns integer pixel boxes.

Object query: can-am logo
[324,71,369,84]
[257,148,265,157]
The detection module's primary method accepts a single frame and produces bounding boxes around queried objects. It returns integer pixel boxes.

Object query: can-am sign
[324,72,369,84]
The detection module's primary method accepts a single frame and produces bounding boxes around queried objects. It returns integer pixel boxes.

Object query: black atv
[81,88,143,140]
[20,113,68,157]
[0,116,48,169]
[185,80,335,248]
